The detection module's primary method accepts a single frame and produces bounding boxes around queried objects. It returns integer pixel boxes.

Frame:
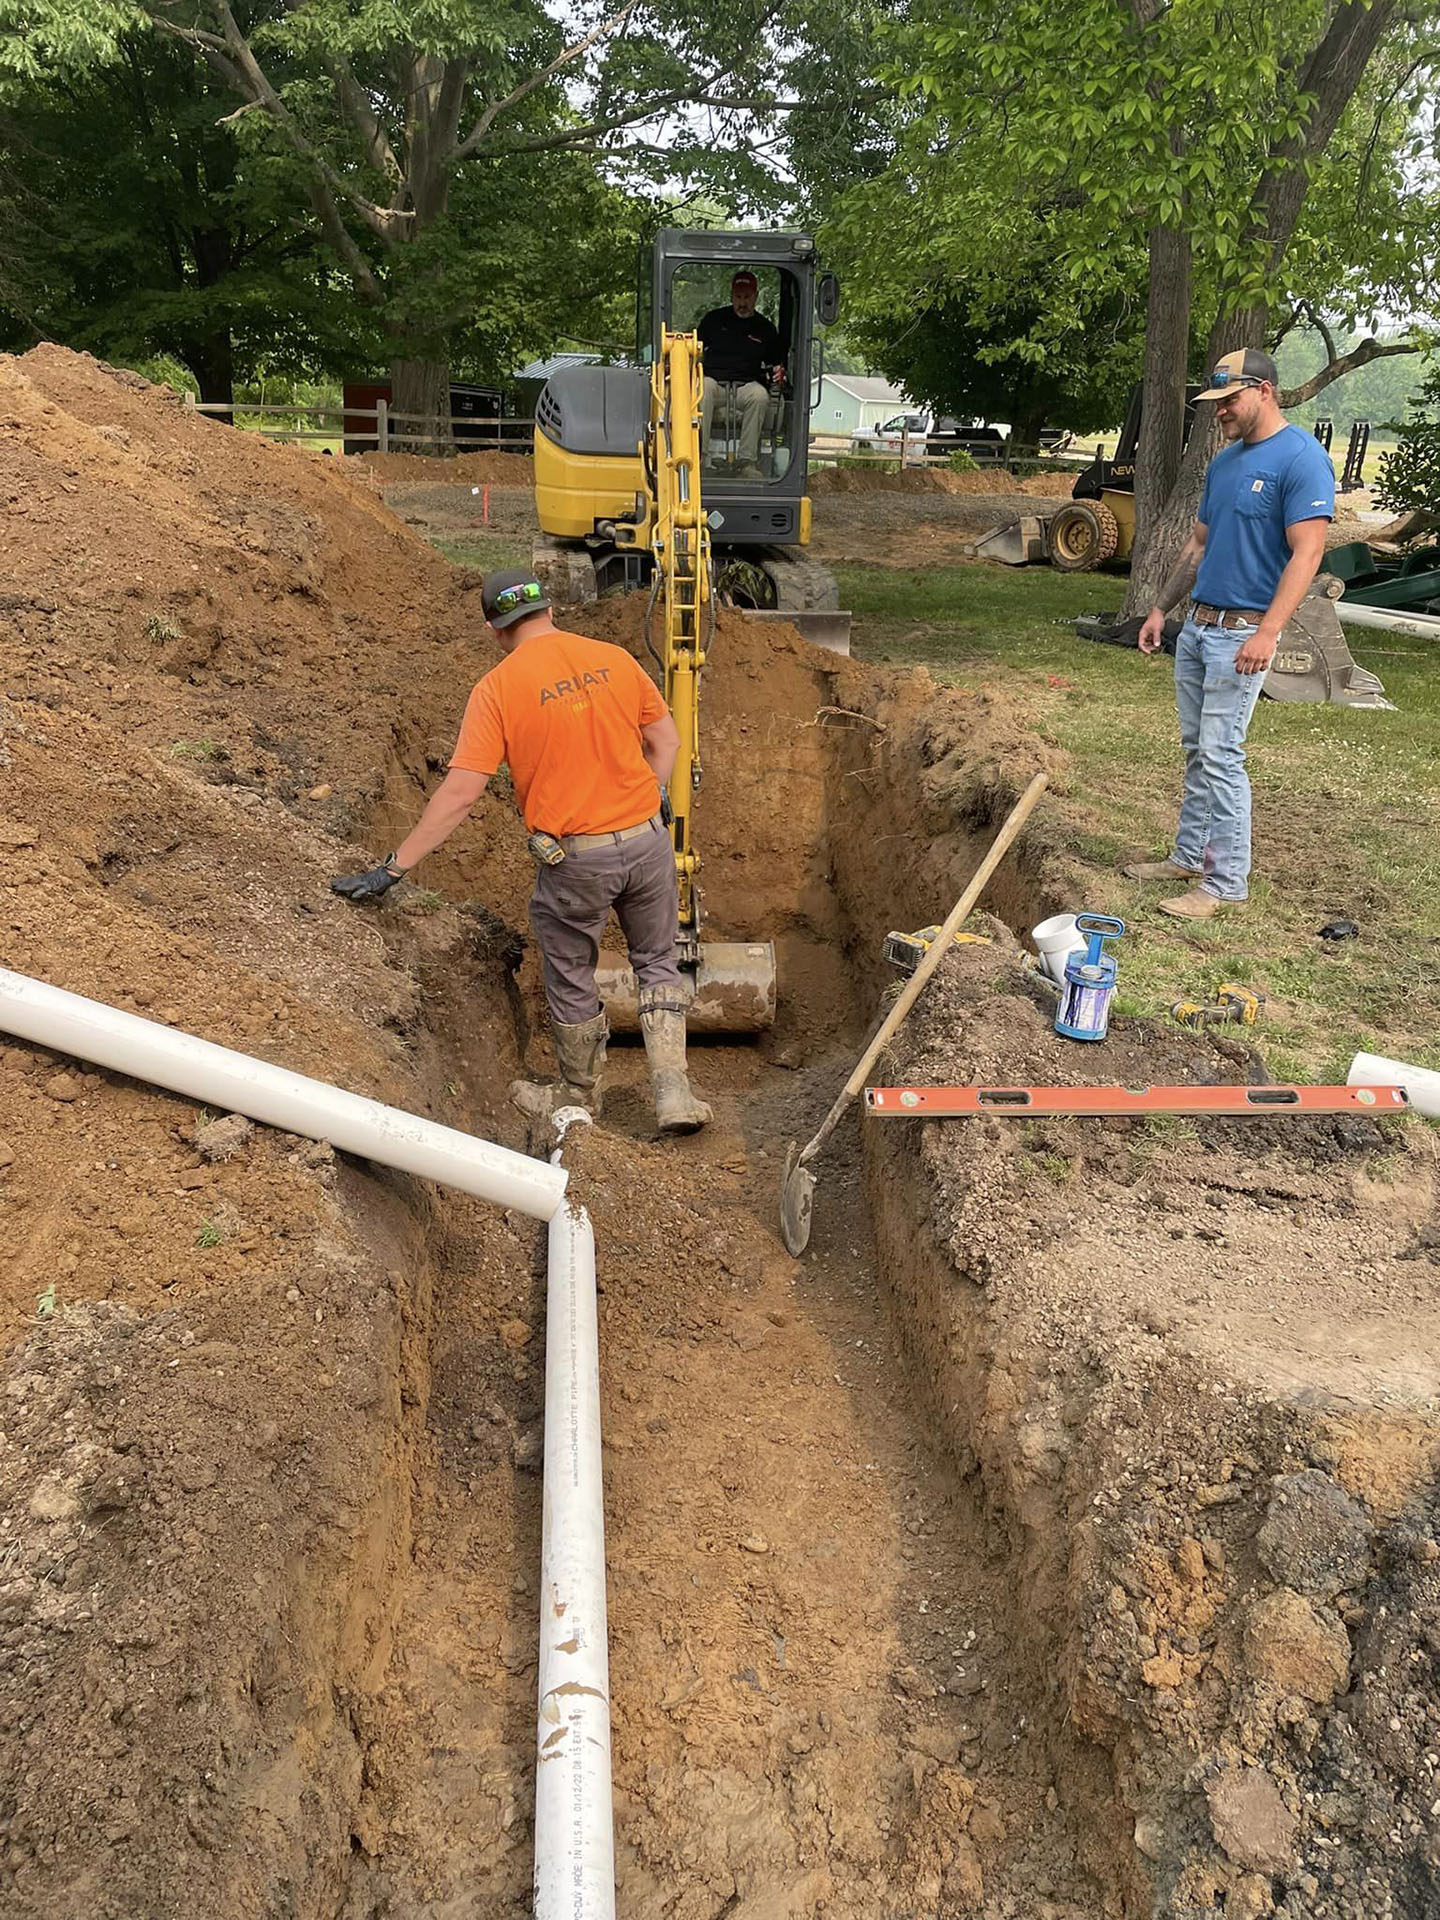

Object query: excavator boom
[596,331,777,1034]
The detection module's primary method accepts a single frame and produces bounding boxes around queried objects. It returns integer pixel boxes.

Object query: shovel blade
[779,1141,816,1257]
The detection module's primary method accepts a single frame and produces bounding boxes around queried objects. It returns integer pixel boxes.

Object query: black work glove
[331,855,405,903]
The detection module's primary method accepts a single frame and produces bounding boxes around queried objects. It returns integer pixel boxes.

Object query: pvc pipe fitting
[1032,912,1085,984]
[1349,1050,1440,1120]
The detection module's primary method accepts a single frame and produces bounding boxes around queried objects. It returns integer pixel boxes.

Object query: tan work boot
[510,1012,607,1121]
[1157,888,1230,921]
[1122,857,1203,882]
[638,990,711,1135]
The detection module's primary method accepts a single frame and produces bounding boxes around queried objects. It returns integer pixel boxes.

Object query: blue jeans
[1171,615,1266,901]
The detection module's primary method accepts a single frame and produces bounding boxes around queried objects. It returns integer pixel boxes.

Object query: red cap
[731,271,758,290]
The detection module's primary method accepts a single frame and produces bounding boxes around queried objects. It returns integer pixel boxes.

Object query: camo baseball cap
[1196,348,1279,400]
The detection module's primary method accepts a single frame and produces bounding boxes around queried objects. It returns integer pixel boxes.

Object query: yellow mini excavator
[532,231,850,1038]
[530,229,849,654]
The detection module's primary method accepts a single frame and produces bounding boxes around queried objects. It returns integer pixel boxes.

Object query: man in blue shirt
[1128,348,1334,919]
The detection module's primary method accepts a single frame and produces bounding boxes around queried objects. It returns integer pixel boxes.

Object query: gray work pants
[529,819,683,1024]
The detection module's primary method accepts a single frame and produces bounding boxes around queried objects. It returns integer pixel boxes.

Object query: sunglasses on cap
[1208,368,1262,393]
[490,581,545,615]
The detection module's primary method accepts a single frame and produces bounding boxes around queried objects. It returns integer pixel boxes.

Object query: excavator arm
[592,329,777,1033]
[646,330,713,969]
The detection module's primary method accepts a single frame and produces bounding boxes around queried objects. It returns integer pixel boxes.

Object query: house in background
[814,374,909,438]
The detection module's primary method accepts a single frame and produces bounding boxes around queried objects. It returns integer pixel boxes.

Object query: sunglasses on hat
[490,581,545,615]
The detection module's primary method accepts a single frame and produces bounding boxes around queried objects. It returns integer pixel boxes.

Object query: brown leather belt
[1192,602,1264,630]
[559,813,663,851]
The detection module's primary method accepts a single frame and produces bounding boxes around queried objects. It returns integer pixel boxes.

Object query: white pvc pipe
[1336,601,1440,641]
[0,967,566,1221]
[535,1112,615,1920]
[1349,1051,1440,1120]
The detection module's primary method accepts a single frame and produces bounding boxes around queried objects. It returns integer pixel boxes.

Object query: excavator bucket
[596,943,777,1034]
[1074,577,1394,711]
[740,607,851,654]
[1262,578,1394,710]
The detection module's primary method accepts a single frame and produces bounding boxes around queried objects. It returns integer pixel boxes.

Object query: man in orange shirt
[331,570,711,1134]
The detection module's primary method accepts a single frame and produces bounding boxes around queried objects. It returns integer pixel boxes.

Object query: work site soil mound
[2,349,1436,1920]
[812,465,1023,496]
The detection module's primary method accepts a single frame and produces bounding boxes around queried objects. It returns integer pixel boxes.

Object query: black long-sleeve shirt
[697,305,785,386]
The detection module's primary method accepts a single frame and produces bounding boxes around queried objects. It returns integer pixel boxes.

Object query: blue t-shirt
[1194,424,1335,612]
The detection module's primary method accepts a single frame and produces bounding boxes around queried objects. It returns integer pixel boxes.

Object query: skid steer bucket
[975,514,1047,566]
[596,943,777,1034]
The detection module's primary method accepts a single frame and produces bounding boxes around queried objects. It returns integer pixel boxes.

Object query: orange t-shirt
[450,627,668,835]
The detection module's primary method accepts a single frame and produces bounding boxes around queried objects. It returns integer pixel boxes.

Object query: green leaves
[1377,365,1440,517]
[0,0,138,81]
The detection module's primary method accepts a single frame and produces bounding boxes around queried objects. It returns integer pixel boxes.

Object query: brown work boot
[1121,857,1203,882]
[510,1013,607,1122]
[638,990,711,1135]
[1157,888,1230,921]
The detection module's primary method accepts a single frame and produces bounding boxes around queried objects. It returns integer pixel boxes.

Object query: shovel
[779,772,1049,1256]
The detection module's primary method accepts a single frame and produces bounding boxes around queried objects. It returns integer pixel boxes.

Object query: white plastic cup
[1032,913,1086,984]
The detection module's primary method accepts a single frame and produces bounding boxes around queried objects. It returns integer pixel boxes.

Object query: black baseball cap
[1196,348,1279,400]
[481,568,550,630]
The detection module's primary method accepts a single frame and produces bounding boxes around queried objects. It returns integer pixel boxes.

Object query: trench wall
[817,672,1440,1919]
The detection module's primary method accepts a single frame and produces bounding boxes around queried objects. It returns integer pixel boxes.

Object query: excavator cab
[644,235,818,502]
[532,228,849,651]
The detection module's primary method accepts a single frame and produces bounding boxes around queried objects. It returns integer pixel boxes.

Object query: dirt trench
[319,600,1440,1920]
[326,607,1103,1919]
[3,355,1439,1920]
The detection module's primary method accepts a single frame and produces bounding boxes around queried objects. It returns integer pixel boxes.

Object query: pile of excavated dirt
[812,465,1023,496]
[3,348,1437,1920]
[1020,470,1079,498]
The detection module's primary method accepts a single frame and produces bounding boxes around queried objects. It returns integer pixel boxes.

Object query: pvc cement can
[1055,962,1114,1042]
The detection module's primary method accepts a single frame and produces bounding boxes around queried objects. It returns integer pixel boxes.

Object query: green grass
[835,561,1440,1080]
[432,532,533,573]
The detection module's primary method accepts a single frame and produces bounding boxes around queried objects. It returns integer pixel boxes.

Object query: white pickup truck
[849,413,1013,463]
[848,412,933,462]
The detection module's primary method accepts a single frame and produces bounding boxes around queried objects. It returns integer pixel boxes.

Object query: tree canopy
[791,0,1439,583]
[0,0,818,410]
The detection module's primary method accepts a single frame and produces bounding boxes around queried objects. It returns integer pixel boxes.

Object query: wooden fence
[808,430,1095,474]
[183,396,535,454]
[183,399,1093,475]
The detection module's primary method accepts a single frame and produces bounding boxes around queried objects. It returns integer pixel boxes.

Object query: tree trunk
[1008,403,1047,456]
[388,355,452,455]
[1135,304,1263,601]
[185,330,236,419]
[1124,0,1398,603]
[1124,222,1190,615]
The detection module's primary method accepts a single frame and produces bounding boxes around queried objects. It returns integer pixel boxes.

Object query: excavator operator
[698,270,786,478]
[329,569,712,1135]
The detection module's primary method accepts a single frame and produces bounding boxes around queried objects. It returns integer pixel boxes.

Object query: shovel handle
[800,770,1049,1165]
